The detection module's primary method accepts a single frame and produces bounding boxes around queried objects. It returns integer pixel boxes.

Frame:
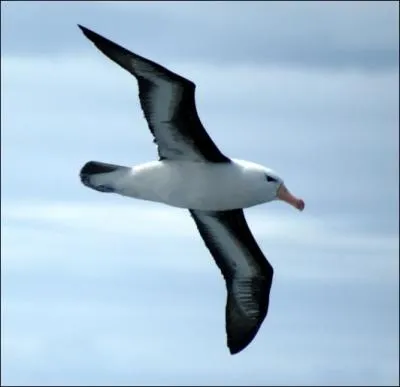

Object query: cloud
[3,201,398,282]
[1,1,398,71]
[2,200,398,385]
[1,2,399,385]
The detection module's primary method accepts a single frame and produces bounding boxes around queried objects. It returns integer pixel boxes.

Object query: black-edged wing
[189,209,274,355]
[78,25,230,163]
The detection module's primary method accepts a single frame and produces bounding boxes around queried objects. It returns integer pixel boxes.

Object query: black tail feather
[80,161,126,193]
[80,161,121,177]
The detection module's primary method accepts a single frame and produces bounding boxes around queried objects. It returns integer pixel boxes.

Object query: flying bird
[78,25,305,355]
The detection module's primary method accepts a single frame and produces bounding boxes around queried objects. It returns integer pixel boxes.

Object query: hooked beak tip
[296,199,305,211]
[277,184,305,212]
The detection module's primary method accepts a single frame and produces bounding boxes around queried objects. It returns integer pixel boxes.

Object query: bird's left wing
[189,209,274,354]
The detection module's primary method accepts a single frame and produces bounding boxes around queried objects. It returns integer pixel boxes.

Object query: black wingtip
[77,24,97,40]
[77,24,87,33]
[77,24,109,46]
[228,344,245,355]
[77,24,124,56]
[227,326,263,355]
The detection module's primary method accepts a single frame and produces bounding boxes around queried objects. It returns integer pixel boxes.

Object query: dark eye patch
[266,175,278,183]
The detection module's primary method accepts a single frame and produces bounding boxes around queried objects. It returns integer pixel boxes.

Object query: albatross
[78,25,305,355]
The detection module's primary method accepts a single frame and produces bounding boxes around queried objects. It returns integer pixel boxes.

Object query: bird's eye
[266,175,278,183]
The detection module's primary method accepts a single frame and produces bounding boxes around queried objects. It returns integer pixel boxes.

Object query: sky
[1,1,399,386]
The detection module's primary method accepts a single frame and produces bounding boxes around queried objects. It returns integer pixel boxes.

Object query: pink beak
[277,184,305,211]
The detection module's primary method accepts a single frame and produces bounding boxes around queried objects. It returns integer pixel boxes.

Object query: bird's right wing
[78,25,230,163]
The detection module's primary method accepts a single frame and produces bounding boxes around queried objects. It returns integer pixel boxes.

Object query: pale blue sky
[1,1,399,386]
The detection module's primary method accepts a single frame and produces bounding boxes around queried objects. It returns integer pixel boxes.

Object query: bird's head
[264,171,305,211]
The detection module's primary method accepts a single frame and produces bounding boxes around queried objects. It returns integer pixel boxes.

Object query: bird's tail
[79,161,129,193]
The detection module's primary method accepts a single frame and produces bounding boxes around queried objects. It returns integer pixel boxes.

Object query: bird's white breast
[114,159,272,211]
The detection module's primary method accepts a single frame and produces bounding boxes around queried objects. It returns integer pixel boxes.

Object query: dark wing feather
[190,209,274,355]
[78,25,230,163]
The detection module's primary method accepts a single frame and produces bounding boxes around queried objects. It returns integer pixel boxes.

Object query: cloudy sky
[1,1,399,386]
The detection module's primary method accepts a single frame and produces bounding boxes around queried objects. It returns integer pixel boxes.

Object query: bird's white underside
[92,159,280,211]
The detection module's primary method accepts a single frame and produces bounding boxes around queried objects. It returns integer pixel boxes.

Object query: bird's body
[89,159,280,211]
[78,25,304,355]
